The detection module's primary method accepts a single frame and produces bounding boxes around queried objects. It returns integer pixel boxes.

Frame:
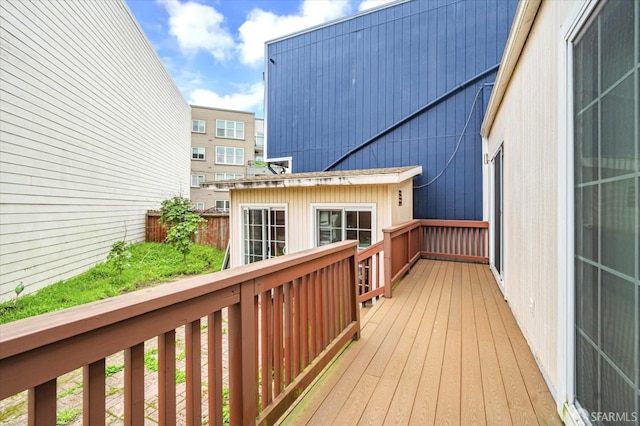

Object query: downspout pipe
[323,63,501,172]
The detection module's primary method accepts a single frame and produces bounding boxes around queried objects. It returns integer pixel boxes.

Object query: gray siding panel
[266,0,517,220]
[0,0,190,300]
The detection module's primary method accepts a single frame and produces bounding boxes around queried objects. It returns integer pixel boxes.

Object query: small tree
[159,196,206,262]
[107,241,131,282]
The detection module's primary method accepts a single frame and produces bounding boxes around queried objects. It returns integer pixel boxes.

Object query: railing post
[83,359,105,426]
[240,280,258,425]
[383,229,392,298]
[28,380,56,426]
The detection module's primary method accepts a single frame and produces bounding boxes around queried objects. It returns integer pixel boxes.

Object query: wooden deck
[279,260,561,425]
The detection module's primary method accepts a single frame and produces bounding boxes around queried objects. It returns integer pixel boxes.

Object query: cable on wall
[413,85,484,189]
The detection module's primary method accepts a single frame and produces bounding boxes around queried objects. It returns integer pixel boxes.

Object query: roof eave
[205,166,422,191]
[481,0,543,138]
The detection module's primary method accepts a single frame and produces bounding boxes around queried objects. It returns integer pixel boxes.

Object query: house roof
[481,0,542,137]
[204,166,422,190]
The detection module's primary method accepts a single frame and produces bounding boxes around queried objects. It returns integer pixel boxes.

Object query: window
[216,146,244,165]
[191,147,205,160]
[191,202,204,210]
[190,175,205,187]
[215,173,244,181]
[573,0,639,419]
[315,206,373,249]
[215,200,230,211]
[192,120,205,133]
[216,119,244,139]
[243,207,286,264]
[256,132,264,147]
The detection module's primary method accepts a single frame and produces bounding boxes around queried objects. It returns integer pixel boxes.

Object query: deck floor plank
[477,265,539,424]
[384,261,445,425]
[460,263,486,425]
[278,260,562,426]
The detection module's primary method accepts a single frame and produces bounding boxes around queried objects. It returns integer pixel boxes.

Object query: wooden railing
[383,219,423,297]
[420,219,489,263]
[356,241,384,305]
[0,241,360,426]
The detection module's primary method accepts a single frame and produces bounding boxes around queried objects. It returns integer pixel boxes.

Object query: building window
[191,147,205,160]
[191,175,205,187]
[573,0,639,419]
[215,173,244,181]
[192,120,205,133]
[216,146,244,165]
[216,120,244,139]
[256,132,264,147]
[315,206,373,249]
[243,207,286,264]
[215,200,230,211]
[191,202,205,210]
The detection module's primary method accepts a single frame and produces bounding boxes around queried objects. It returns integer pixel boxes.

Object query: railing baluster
[124,343,144,425]
[261,290,272,409]
[307,272,316,360]
[159,330,177,426]
[315,271,324,354]
[300,275,309,368]
[228,303,242,424]
[292,278,301,377]
[83,359,105,426]
[186,319,202,425]
[283,281,292,386]
[207,312,222,426]
[28,379,56,426]
[273,287,283,397]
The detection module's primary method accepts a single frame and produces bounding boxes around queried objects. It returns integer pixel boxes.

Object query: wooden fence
[146,211,229,251]
[0,241,360,425]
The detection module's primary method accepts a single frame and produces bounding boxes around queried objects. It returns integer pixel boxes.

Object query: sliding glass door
[573,0,639,419]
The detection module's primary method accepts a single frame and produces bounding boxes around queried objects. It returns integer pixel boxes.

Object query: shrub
[159,196,206,263]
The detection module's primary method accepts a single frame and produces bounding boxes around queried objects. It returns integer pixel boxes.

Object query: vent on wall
[398,190,403,206]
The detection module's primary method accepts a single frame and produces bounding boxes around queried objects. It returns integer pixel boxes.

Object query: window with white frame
[215,173,244,181]
[191,147,205,160]
[191,202,205,210]
[215,200,230,211]
[256,132,264,147]
[216,120,244,139]
[190,175,205,187]
[243,206,286,264]
[315,206,373,249]
[192,120,205,133]
[216,146,244,165]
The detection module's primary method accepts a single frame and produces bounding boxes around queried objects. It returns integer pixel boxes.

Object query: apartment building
[190,106,256,211]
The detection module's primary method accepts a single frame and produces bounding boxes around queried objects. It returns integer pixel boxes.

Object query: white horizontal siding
[0,0,191,301]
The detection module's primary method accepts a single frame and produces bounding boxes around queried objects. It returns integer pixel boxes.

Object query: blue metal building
[264,0,518,220]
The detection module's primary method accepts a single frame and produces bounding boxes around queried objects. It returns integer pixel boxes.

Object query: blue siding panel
[266,0,518,220]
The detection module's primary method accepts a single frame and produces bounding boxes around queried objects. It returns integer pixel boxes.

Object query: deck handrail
[382,219,423,297]
[356,241,384,305]
[420,219,489,263]
[0,240,360,425]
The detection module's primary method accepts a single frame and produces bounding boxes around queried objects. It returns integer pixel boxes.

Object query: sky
[126,0,397,118]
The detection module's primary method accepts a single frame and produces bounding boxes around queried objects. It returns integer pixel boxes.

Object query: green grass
[57,408,81,425]
[0,243,225,324]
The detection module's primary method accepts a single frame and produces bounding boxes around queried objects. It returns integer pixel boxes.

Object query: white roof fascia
[206,166,422,190]
[481,0,543,138]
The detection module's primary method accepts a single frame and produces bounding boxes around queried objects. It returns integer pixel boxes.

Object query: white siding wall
[0,0,191,300]
[483,0,578,395]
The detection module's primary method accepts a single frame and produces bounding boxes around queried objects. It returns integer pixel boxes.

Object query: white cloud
[158,0,234,61]
[237,0,352,67]
[188,82,264,113]
[358,0,397,12]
